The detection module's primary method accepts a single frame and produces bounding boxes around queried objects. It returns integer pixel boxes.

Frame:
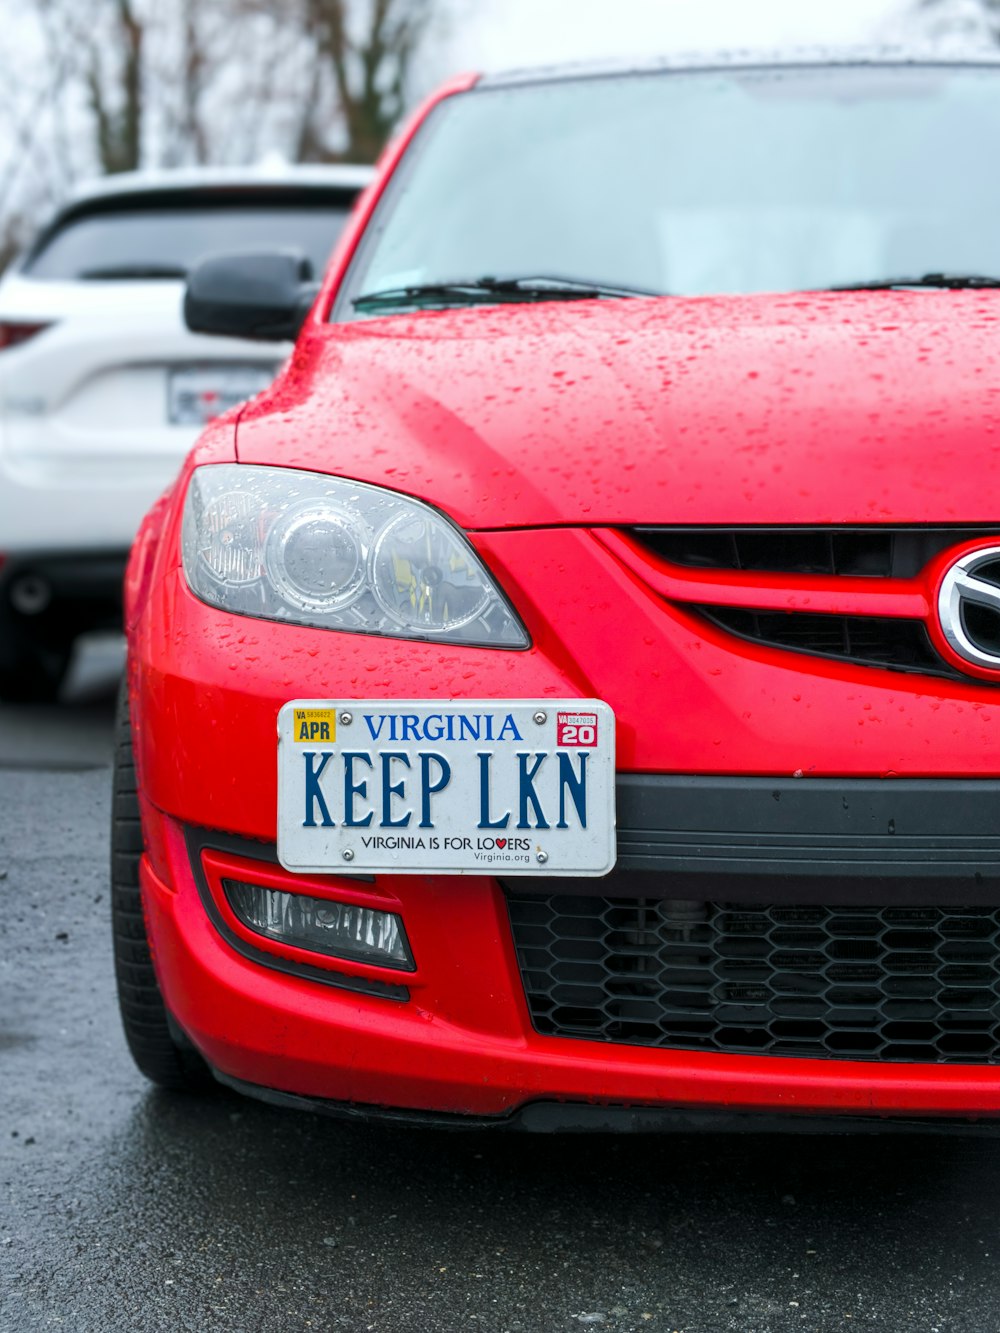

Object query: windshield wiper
[353,275,659,312]
[80,264,187,280]
[827,273,1000,292]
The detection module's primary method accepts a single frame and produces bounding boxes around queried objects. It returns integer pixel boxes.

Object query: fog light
[223,880,413,969]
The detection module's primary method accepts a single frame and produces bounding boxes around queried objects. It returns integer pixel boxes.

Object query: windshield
[26,202,354,280]
[340,64,1000,312]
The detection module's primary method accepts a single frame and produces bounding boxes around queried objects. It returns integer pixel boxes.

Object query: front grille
[508,896,1000,1063]
[616,527,1000,680]
[631,526,997,579]
[696,607,960,679]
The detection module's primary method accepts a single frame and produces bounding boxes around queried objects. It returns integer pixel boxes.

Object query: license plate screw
[536,850,548,864]
[533,711,547,724]
[340,711,353,725]
[342,849,355,862]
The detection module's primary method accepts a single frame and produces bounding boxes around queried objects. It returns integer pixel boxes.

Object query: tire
[111,681,211,1089]
[0,623,72,703]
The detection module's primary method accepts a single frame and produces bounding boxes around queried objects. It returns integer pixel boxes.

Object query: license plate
[277,699,616,876]
[167,365,276,425]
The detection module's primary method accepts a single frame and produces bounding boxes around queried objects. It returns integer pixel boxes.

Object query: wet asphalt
[4,641,1000,1331]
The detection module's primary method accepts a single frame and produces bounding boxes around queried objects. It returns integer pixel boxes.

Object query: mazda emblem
[938,546,1000,670]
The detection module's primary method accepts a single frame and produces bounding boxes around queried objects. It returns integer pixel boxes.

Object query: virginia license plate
[277,699,616,876]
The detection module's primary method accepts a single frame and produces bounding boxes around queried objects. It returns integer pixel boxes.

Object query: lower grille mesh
[508,896,1000,1063]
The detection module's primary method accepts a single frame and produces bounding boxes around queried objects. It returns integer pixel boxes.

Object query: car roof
[479,46,1000,88]
[65,162,374,206]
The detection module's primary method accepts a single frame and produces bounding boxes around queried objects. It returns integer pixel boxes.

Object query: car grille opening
[616,526,1000,680]
[695,607,960,679]
[629,526,998,579]
[507,896,1000,1063]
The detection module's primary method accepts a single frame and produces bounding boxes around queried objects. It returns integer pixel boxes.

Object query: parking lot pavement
[5,656,1000,1332]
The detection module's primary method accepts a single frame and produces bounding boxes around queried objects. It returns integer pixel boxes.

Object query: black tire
[0,624,72,703]
[111,681,211,1089]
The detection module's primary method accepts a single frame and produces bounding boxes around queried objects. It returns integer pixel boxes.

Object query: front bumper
[139,803,1000,1123]
[131,529,1000,1124]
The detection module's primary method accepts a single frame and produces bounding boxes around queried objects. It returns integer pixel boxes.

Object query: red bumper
[132,528,1000,1123]
[139,814,1000,1122]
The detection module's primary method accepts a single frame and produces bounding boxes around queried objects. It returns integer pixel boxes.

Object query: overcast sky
[442,0,910,73]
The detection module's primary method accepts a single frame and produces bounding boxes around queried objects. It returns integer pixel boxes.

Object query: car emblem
[938,546,1000,670]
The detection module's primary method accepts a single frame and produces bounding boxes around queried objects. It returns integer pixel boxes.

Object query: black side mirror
[184,249,319,342]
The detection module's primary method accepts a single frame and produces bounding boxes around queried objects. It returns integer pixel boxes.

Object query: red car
[116,55,1000,1129]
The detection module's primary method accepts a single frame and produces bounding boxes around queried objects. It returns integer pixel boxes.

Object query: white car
[0,163,372,700]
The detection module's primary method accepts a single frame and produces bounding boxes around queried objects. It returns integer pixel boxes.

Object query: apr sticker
[292,707,337,743]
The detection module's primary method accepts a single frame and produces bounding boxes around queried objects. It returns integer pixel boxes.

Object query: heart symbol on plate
[495,838,507,849]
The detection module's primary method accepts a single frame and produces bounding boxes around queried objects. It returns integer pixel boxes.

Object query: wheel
[111,681,211,1089]
[0,621,72,702]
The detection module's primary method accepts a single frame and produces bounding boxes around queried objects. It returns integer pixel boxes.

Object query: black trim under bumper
[617,775,1000,879]
[503,775,1000,904]
[211,1069,1000,1135]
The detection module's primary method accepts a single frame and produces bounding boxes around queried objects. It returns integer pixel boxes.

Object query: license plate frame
[276,699,616,876]
[167,364,277,426]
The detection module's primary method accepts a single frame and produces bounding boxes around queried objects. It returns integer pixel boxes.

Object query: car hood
[236,291,1000,528]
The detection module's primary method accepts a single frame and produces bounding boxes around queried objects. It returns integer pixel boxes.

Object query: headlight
[181,464,529,648]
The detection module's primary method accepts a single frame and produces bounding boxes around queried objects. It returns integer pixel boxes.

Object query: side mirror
[184,249,319,342]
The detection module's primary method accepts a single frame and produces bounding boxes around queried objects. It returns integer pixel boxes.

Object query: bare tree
[299,0,436,162]
[47,0,442,169]
[907,0,1000,43]
[81,0,145,173]
[175,0,210,163]
[0,0,445,266]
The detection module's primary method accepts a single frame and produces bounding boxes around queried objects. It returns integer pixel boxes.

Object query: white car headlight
[181,464,529,648]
